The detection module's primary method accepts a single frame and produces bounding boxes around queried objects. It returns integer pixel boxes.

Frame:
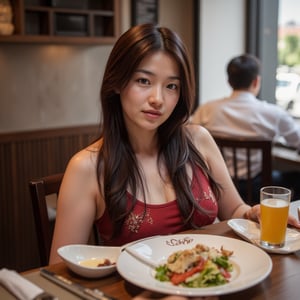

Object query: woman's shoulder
[66,139,102,176]
[185,124,219,159]
[185,124,214,144]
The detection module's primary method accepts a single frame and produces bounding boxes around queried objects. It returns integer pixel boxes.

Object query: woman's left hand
[244,204,260,222]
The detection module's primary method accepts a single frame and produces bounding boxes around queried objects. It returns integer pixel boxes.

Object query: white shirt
[190,91,300,178]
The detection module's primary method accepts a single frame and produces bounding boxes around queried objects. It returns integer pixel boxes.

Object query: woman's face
[119,51,180,134]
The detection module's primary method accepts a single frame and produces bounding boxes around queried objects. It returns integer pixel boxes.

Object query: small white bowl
[57,244,121,278]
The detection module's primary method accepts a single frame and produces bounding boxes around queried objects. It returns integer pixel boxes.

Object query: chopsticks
[40,269,117,300]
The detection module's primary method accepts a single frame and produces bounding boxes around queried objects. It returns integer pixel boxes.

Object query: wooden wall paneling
[0,125,99,271]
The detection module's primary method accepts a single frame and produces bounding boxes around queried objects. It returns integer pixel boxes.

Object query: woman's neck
[128,130,159,156]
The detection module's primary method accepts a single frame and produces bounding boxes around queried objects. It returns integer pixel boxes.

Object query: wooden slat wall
[0,125,99,272]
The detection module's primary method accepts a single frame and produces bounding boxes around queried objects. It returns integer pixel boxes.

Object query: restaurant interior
[0,0,196,272]
[0,0,299,290]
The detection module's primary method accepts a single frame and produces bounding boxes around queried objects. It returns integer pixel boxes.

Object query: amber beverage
[260,186,291,248]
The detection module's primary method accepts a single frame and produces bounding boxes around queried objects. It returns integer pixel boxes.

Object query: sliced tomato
[219,267,231,279]
[170,258,206,285]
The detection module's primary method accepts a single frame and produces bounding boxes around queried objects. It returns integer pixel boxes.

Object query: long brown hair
[97,24,221,237]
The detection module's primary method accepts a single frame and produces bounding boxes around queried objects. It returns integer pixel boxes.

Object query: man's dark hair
[227,54,261,89]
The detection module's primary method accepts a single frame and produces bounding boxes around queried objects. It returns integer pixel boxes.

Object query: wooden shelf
[0,0,120,44]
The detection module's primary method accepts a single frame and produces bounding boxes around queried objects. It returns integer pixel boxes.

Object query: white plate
[116,234,272,297]
[227,219,300,254]
[58,244,121,278]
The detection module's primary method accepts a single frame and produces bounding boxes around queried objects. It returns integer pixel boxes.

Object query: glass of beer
[260,186,291,248]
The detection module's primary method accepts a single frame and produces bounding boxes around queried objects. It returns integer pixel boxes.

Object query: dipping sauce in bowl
[79,258,116,268]
[58,244,120,278]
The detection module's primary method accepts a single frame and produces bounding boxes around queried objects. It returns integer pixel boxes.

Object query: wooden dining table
[272,144,300,171]
[1,220,300,299]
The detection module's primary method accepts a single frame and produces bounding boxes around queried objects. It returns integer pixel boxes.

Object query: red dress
[94,167,218,246]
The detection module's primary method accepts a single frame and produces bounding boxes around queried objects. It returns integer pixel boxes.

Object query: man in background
[190,54,300,203]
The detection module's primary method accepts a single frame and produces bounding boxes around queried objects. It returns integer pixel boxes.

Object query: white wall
[0,45,110,132]
[199,0,246,103]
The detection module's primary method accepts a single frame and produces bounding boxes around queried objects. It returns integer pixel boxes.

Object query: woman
[50,24,300,265]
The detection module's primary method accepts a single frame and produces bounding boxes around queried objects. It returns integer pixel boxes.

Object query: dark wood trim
[0,124,100,142]
[193,0,200,109]
[246,0,279,103]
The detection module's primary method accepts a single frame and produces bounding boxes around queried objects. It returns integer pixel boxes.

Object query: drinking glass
[260,186,291,248]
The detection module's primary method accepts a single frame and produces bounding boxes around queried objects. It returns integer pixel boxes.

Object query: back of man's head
[227,54,261,90]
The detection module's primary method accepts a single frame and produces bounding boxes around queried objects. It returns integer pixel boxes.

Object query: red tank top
[95,167,218,246]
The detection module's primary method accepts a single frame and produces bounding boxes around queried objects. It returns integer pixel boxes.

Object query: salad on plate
[155,243,234,287]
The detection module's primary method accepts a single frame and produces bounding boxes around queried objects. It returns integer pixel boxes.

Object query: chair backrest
[29,173,100,266]
[212,135,272,204]
[29,173,64,266]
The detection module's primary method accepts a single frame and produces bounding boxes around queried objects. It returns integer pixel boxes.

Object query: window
[277,0,300,118]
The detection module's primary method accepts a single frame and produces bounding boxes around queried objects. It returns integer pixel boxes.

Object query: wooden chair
[212,135,272,204]
[29,173,99,266]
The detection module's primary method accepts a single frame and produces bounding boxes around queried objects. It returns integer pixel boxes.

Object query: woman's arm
[188,125,300,228]
[49,144,102,264]
[188,125,250,220]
